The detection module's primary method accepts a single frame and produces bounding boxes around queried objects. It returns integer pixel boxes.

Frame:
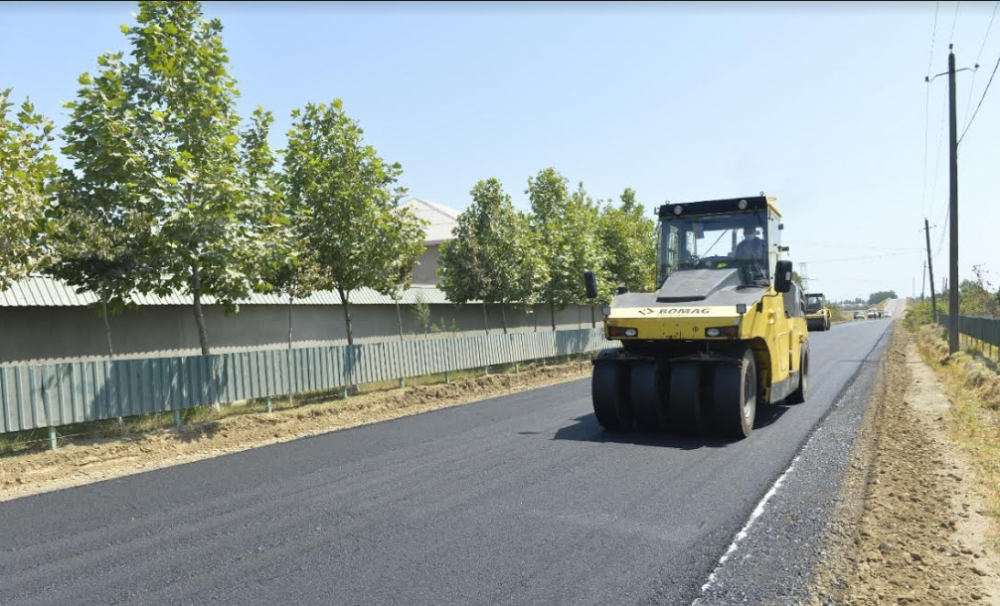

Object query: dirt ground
[809,325,1000,605]
[0,360,591,503]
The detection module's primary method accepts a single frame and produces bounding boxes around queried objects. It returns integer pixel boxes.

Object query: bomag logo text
[657,308,711,315]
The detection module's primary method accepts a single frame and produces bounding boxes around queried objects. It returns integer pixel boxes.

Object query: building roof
[0,276,456,308]
[397,198,460,245]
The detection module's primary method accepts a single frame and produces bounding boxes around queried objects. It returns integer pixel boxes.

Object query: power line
[950,1,961,46]
[975,1,999,63]
[923,1,941,219]
[803,251,922,265]
[958,50,1000,144]
[922,84,932,219]
[963,0,999,125]
[929,84,948,218]
[797,244,923,252]
[934,211,949,257]
[929,1,941,76]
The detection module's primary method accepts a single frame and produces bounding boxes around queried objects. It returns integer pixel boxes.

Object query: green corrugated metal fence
[938,315,1000,356]
[0,328,617,435]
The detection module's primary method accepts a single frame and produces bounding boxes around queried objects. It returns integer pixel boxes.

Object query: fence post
[445,370,451,385]
[990,320,997,359]
[173,408,182,428]
[265,397,273,414]
[48,426,58,451]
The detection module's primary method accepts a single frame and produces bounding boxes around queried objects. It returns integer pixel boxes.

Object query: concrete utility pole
[924,218,938,322]
[926,44,973,353]
[921,262,926,301]
[947,48,959,353]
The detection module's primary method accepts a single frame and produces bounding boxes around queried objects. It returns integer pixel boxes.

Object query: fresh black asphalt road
[0,315,896,606]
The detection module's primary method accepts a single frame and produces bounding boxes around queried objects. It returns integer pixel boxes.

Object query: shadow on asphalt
[544,401,793,450]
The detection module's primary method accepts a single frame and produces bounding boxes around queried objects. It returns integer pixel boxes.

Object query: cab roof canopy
[658,195,780,218]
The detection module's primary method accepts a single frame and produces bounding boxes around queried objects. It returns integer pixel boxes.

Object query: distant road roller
[584,195,809,439]
[804,293,832,331]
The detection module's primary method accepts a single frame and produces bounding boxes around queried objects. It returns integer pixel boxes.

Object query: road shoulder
[808,324,1000,605]
[694,317,893,605]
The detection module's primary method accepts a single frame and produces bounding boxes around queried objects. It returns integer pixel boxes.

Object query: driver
[734,225,766,262]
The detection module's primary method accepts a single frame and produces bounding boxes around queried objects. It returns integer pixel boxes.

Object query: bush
[827,302,843,321]
[904,299,947,332]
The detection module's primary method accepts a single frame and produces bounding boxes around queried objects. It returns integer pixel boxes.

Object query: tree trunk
[550,300,557,331]
[101,298,115,359]
[396,297,404,342]
[103,297,123,427]
[500,303,508,334]
[287,291,294,350]
[396,295,406,388]
[339,288,359,393]
[287,291,295,406]
[482,301,489,335]
[191,260,210,355]
[591,305,596,329]
[534,306,538,332]
[340,288,354,346]
[191,260,217,410]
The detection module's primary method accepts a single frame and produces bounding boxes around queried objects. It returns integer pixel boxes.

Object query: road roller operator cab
[584,195,809,440]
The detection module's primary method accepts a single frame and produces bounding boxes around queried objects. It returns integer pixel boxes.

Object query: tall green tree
[46,56,158,357]
[55,2,264,354]
[92,1,265,355]
[527,169,604,330]
[0,87,56,289]
[598,187,657,294]
[566,182,609,327]
[387,213,428,341]
[439,178,543,334]
[243,107,320,350]
[438,207,489,333]
[283,98,424,346]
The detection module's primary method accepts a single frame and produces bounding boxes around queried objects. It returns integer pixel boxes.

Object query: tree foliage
[439,178,544,333]
[283,98,425,345]
[48,55,156,319]
[52,2,267,354]
[959,266,1000,318]
[527,168,605,329]
[0,87,56,289]
[598,187,656,294]
[868,291,898,306]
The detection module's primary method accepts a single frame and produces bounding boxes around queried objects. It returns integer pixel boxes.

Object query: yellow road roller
[804,293,832,331]
[584,195,809,439]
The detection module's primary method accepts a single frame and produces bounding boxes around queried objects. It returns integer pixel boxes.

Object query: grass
[908,321,1000,550]
[0,354,589,457]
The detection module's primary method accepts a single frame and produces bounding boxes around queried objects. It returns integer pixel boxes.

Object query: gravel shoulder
[808,324,1000,605]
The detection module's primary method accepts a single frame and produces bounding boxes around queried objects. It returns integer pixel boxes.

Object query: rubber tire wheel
[788,348,809,405]
[668,363,703,435]
[592,362,631,430]
[631,361,667,431]
[711,349,757,439]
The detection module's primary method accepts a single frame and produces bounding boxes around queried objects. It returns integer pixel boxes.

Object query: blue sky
[2,1,998,301]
